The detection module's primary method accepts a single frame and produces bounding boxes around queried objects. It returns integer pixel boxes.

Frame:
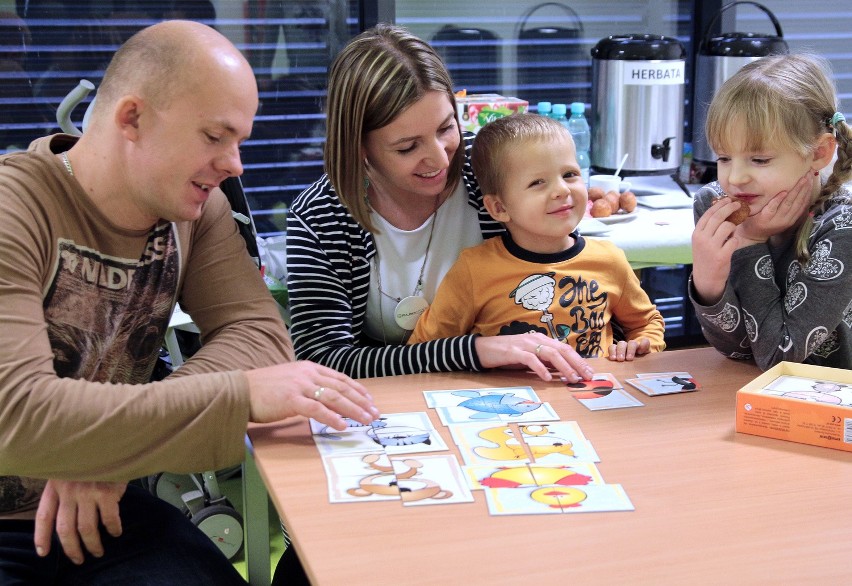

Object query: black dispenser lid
[700,2,788,57]
[703,32,788,57]
[591,34,685,61]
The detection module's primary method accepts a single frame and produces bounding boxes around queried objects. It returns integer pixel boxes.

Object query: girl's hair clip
[829,112,846,128]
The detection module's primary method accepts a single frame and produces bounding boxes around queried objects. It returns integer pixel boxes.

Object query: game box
[735,361,852,452]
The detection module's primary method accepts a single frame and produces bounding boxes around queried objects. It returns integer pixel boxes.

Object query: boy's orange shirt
[409,234,665,358]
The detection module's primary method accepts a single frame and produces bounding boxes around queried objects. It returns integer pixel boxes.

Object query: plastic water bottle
[680,142,694,184]
[536,101,552,117]
[567,102,591,186]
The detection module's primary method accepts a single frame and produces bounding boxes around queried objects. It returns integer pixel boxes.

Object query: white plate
[577,218,611,236]
[635,193,693,209]
[595,212,638,225]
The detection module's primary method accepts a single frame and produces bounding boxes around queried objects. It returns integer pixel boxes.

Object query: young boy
[408,113,665,361]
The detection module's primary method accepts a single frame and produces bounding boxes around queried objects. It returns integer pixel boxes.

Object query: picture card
[423,386,540,408]
[626,374,700,396]
[396,454,475,507]
[758,374,852,406]
[484,483,635,515]
[463,462,605,491]
[517,422,600,463]
[435,401,559,426]
[322,452,398,503]
[449,421,599,466]
[322,452,474,506]
[424,387,559,426]
[311,412,448,456]
[450,421,534,465]
[564,372,622,392]
[634,371,694,380]
[573,387,644,410]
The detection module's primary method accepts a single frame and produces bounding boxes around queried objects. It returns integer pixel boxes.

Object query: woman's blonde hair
[324,23,463,233]
[705,53,852,261]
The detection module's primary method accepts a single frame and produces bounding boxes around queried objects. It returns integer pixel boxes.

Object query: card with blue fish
[423,386,542,408]
[423,387,558,426]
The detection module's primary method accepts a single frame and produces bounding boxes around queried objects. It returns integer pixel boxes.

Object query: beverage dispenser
[590,34,685,175]
[693,1,788,165]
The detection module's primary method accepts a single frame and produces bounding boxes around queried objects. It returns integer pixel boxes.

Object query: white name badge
[395,296,429,330]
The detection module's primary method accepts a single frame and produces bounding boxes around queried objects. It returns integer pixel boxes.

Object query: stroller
[56,80,257,560]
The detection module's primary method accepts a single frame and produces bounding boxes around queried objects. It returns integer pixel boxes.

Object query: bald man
[0,20,377,584]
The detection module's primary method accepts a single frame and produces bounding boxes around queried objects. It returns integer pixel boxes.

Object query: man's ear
[114,95,144,141]
[483,193,510,223]
[812,131,837,171]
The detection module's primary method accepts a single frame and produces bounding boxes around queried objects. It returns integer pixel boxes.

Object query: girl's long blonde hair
[705,53,851,262]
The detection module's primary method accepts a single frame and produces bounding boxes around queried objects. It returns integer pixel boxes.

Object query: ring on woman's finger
[313,387,326,400]
[535,344,543,357]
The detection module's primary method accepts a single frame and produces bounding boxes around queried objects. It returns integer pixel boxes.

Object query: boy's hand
[607,338,651,361]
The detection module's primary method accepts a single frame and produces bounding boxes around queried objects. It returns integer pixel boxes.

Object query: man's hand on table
[246,360,380,430]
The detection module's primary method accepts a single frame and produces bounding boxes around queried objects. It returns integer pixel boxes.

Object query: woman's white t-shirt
[364,181,484,344]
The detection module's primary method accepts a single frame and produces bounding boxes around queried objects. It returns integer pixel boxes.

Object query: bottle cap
[552,103,567,116]
[570,102,585,115]
[536,101,552,113]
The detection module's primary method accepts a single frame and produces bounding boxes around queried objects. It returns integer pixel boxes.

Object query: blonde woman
[690,53,852,369]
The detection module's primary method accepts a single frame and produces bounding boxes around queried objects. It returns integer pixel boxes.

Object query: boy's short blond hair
[471,113,573,195]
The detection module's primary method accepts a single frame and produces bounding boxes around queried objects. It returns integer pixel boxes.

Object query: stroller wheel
[192,504,244,560]
[149,472,195,513]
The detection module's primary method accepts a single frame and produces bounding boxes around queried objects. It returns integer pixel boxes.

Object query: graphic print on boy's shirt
[497,271,607,357]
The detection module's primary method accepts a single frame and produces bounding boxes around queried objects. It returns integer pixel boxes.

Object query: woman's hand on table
[607,338,651,362]
[246,361,380,430]
[474,333,594,383]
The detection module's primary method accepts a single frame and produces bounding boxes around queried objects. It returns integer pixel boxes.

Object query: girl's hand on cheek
[738,172,815,243]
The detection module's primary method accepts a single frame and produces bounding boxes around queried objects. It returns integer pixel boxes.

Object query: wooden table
[244,348,852,585]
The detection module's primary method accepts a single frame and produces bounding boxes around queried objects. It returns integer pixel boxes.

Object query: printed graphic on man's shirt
[43,223,179,383]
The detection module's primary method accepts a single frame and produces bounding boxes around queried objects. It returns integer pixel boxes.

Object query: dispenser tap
[651,137,676,162]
